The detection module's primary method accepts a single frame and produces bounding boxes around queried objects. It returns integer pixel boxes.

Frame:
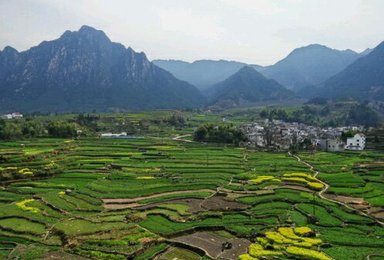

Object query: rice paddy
[0,136,383,259]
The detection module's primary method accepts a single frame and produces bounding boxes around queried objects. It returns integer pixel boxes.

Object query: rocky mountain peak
[58,25,112,46]
[2,46,19,54]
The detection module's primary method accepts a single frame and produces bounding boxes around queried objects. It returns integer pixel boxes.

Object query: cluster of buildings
[241,120,366,151]
[1,112,23,119]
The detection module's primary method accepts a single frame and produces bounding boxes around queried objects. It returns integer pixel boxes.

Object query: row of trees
[259,103,380,127]
[0,119,78,140]
[193,124,248,146]
[0,112,190,140]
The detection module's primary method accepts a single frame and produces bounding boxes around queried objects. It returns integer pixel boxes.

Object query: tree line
[259,102,380,127]
[0,112,191,140]
[0,119,78,140]
[193,124,248,146]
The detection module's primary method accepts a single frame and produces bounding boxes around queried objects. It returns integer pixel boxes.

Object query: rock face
[0,25,204,112]
[261,44,361,91]
[208,66,294,107]
[302,41,384,101]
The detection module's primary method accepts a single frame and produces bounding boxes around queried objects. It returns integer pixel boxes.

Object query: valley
[1,7,384,259]
[0,116,383,259]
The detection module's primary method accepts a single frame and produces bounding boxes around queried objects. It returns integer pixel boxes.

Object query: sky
[1,0,384,65]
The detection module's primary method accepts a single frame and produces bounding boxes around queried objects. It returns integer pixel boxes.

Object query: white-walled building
[1,112,23,119]
[318,139,345,152]
[101,132,127,138]
[345,133,366,150]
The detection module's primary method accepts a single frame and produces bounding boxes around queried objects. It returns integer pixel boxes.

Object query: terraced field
[0,137,383,259]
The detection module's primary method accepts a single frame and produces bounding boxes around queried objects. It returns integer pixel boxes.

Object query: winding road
[288,152,384,226]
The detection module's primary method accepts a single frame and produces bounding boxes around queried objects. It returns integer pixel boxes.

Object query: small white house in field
[345,133,366,150]
[100,132,127,138]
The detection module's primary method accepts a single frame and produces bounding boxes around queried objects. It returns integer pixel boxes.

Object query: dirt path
[172,134,193,143]
[288,152,384,226]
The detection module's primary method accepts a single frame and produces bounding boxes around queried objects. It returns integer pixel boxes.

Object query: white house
[100,132,127,138]
[1,114,12,119]
[1,112,23,119]
[318,139,345,152]
[345,133,366,151]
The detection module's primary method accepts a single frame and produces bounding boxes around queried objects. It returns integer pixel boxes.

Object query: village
[241,120,366,151]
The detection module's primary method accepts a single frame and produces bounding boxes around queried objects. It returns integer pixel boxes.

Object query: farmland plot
[0,137,383,259]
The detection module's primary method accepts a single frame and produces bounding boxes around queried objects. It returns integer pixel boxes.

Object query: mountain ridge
[302,41,384,101]
[153,59,263,90]
[208,66,294,108]
[0,25,205,112]
[154,44,367,92]
[261,44,362,91]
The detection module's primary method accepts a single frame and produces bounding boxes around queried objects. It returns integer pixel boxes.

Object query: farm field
[0,137,383,259]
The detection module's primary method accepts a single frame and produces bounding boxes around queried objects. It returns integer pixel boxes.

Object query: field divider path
[43,222,59,241]
[367,254,384,260]
[102,189,216,206]
[288,152,384,226]
[172,134,193,143]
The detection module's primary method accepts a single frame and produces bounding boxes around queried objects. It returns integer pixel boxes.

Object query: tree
[166,112,186,127]
[347,104,380,127]
[341,131,355,142]
[22,120,44,137]
[47,121,77,138]
[0,121,22,140]
[75,114,100,131]
[193,124,247,146]
[259,109,268,118]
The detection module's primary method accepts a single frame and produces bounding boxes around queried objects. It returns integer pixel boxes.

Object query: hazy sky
[1,0,384,65]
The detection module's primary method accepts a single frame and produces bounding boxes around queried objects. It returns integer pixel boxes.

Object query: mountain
[360,48,373,56]
[0,25,204,113]
[304,41,384,101]
[154,44,365,93]
[208,66,294,107]
[261,44,361,91]
[153,59,263,90]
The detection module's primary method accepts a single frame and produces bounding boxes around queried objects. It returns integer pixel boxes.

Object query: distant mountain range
[207,66,294,107]
[0,25,382,113]
[153,59,262,90]
[261,44,363,91]
[301,41,384,101]
[0,26,204,112]
[154,44,367,92]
